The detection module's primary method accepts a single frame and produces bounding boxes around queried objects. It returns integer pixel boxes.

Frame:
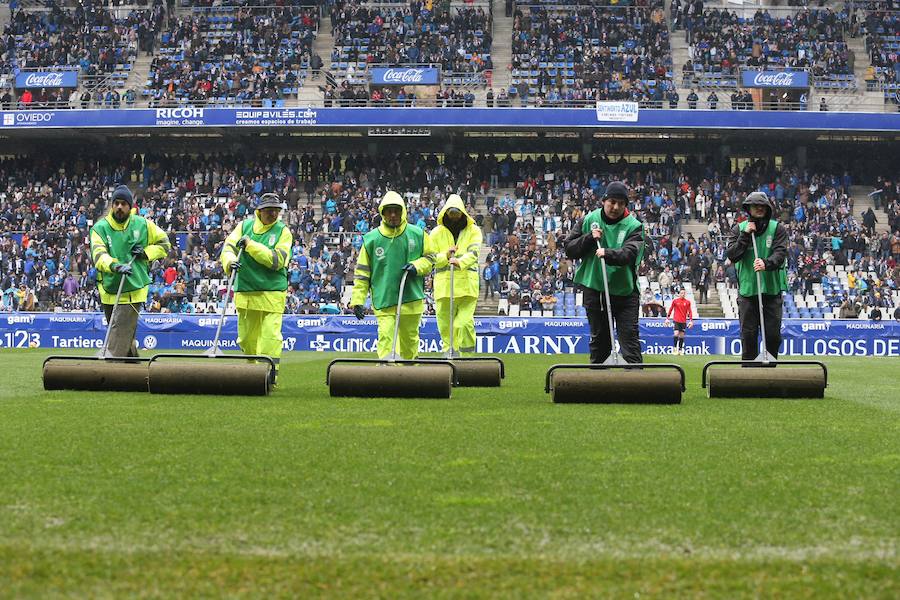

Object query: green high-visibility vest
[92,216,150,294]
[234,219,288,292]
[363,225,425,310]
[736,219,788,296]
[574,210,644,296]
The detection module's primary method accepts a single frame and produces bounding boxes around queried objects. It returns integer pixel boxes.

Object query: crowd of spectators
[510,2,674,107]
[329,1,492,77]
[3,0,163,93]
[863,4,900,95]
[1,152,899,319]
[681,5,853,81]
[143,4,317,106]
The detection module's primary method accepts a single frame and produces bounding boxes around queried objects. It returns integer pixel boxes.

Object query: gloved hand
[113,262,133,275]
[237,236,251,250]
[352,305,366,320]
[402,263,418,277]
[230,261,242,272]
[131,244,145,258]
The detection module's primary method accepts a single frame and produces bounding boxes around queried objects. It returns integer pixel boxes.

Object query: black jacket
[564,214,647,306]
[725,220,788,271]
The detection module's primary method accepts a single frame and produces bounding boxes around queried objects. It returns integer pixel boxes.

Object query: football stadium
[1,0,898,596]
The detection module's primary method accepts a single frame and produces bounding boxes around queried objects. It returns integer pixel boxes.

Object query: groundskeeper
[91,184,171,357]
[220,193,293,382]
[726,191,788,361]
[564,181,646,363]
[430,194,482,355]
[350,191,437,359]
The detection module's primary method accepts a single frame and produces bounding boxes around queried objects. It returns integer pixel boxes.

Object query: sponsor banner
[15,70,79,89]
[2,314,898,356]
[369,67,440,86]
[595,101,639,122]
[742,70,809,88]
[0,108,898,132]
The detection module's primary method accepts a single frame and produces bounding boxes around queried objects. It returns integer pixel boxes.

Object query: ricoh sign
[370,67,440,86]
[742,70,809,89]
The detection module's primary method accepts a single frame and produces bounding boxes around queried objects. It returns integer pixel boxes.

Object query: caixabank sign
[2,314,898,356]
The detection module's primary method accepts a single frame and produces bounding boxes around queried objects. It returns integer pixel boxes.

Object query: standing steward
[90,185,171,357]
[349,191,437,359]
[430,194,483,355]
[565,181,647,363]
[726,191,788,361]
[220,193,293,383]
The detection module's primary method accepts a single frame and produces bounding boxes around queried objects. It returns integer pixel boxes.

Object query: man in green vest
[726,191,788,361]
[430,194,482,355]
[349,191,437,359]
[90,185,171,357]
[564,181,646,363]
[220,193,293,382]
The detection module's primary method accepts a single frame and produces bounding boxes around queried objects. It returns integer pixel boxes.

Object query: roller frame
[326,358,458,387]
[544,363,686,393]
[701,359,828,391]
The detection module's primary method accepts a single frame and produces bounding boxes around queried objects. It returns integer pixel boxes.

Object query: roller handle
[447,259,456,359]
[98,254,138,359]
[592,223,619,365]
[750,231,771,363]
[206,247,243,357]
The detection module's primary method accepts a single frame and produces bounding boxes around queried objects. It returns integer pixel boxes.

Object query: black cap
[111,185,133,206]
[604,181,629,201]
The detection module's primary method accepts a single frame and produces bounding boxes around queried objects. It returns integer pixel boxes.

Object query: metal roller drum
[451,360,503,387]
[549,368,683,404]
[42,359,149,392]
[148,361,271,396]
[707,367,826,398]
[328,364,453,398]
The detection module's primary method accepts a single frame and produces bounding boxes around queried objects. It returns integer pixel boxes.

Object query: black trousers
[737,294,783,360]
[586,293,642,364]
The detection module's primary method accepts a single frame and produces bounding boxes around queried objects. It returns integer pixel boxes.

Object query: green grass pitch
[1,349,898,598]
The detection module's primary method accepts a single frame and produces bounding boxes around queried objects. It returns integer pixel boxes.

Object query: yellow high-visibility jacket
[221,211,293,313]
[430,196,482,300]
[90,212,170,304]
[350,195,437,316]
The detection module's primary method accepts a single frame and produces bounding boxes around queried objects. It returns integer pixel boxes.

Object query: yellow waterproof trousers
[435,296,477,354]
[237,308,284,380]
[376,312,422,359]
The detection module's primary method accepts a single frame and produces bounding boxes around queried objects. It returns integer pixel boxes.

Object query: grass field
[1,349,898,598]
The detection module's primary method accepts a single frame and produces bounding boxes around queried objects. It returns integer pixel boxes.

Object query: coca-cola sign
[370,67,440,86]
[15,70,79,89]
[742,70,809,89]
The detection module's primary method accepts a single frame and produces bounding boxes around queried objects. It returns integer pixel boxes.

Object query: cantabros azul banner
[15,71,79,89]
[1,107,899,131]
[741,70,810,88]
[369,67,440,86]
[2,314,898,357]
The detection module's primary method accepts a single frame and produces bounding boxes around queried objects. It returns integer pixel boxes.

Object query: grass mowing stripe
[1,350,898,596]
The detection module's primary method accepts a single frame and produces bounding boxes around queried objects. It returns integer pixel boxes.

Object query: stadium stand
[510,1,675,107]
[1,152,898,317]
[142,3,318,107]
